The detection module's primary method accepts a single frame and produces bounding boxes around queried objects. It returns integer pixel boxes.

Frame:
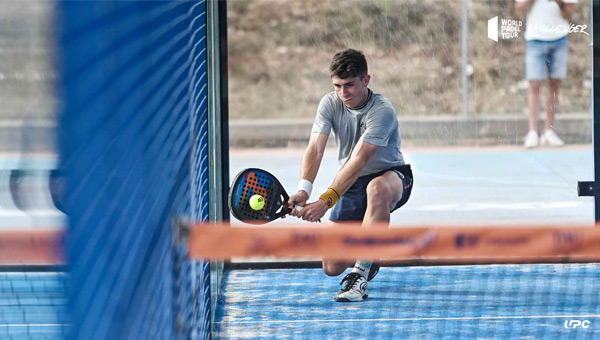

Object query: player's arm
[300,132,329,184]
[297,140,379,222]
[330,140,379,196]
[515,0,534,19]
[288,132,328,212]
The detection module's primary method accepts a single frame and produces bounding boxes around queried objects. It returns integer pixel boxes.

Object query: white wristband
[297,179,313,198]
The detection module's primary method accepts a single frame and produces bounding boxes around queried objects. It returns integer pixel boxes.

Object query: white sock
[351,260,372,279]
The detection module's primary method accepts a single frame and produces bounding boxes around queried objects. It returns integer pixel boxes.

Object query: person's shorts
[525,36,568,80]
[329,164,413,222]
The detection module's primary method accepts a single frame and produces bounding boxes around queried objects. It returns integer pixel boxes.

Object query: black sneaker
[334,272,368,302]
[367,262,380,281]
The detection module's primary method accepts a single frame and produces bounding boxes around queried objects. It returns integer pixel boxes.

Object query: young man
[288,49,413,302]
[515,0,578,148]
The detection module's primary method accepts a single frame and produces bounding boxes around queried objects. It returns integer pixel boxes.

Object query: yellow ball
[249,194,265,210]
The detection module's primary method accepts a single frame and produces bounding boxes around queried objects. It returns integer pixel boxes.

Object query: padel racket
[229,168,306,224]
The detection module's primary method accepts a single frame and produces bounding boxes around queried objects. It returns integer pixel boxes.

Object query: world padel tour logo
[488,16,590,42]
[488,17,522,42]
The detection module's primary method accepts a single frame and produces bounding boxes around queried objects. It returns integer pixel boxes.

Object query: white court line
[216,314,600,325]
[415,201,583,212]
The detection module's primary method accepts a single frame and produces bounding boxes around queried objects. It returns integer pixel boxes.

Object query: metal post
[461,0,469,116]
[207,0,229,331]
[593,0,599,222]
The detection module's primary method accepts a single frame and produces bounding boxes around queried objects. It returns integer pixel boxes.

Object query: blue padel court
[215,264,600,339]
[0,272,68,340]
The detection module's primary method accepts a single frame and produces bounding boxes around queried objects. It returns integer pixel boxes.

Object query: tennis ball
[249,194,265,210]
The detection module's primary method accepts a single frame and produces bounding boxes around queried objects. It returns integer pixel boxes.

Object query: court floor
[215,264,600,339]
[230,146,594,226]
[0,272,68,340]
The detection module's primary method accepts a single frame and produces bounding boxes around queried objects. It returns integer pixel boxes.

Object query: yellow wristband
[319,187,341,208]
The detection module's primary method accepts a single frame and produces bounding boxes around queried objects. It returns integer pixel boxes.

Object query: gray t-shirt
[312,90,405,176]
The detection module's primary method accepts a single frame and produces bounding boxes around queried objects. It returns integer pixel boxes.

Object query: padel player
[288,49,413,302]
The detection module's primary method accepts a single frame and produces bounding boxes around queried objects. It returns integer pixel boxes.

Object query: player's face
[332,75,371,108]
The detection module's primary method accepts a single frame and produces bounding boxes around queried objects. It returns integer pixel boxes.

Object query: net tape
[0,229,63,265]
[189,223,600,264]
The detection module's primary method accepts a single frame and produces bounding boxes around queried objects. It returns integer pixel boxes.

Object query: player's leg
[322,220,381,278]
[363,170,405,227]
[323,177,369,278]
[352,171,405,277]
[322,222,354,277]
[335,170,406,302]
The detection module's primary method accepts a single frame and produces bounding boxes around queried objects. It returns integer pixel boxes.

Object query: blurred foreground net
[187,223,600,339]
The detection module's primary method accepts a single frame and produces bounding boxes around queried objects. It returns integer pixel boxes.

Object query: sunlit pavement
[230,145,594,227]
[0,145,593,228]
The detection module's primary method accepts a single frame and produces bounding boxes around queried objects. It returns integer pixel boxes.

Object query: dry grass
[0,0,56,121]
[227,0,592,120]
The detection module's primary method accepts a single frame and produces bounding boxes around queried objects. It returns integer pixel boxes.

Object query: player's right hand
[288,190,309,217]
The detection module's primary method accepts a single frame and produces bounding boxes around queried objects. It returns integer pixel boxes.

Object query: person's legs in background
[524,39,547,148]
[525,80,544,148]
[540,37,568,147]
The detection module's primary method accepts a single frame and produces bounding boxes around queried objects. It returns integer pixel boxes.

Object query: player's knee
[366,179,392,207]
[322,261,346,276]
[530,81,543,92]
[323,267,340,277]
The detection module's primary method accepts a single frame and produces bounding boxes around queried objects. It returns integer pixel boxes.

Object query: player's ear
[363,74,371,86]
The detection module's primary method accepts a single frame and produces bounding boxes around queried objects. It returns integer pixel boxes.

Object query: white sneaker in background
[524,130,539,149]
[540,129,565,147]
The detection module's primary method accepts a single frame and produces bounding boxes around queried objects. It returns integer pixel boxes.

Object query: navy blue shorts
[329,164,413,222]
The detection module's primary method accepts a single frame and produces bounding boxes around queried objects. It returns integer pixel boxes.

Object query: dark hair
[329,49,368,79]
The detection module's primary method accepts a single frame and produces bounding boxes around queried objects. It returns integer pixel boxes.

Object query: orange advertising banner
[189,223,600,263]
[0,229,64,265]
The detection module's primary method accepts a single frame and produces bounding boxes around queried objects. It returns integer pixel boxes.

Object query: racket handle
[293,205,321,223]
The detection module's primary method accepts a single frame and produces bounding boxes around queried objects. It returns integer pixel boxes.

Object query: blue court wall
[56,1,210,339]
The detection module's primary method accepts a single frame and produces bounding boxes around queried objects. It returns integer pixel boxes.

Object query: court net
[186,222,600,339]
[4,225,598,339]
[0,229,67,339]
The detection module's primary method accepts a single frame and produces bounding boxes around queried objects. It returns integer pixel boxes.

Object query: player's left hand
[297,199,328,223]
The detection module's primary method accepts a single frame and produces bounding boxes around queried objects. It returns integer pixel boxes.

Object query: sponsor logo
[455,234,529,249]
[554,231,584,248]
[455,233,479,248]
[487,236,529,246]
[564,320,591,329]
[529,23,589,36]
[249,236,267,253]
[354,266,366,273]
[291,232,318,245]
[343,232,437,251]
[488,17,522,42]
[488,16,588,43]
